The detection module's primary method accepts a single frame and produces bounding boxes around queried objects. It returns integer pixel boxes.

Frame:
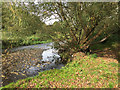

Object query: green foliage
[2,3,61,50]
[90,53,98,58]
[108,62,118,67]
[2,35,52,50]
[2,2,44,36]
[2,2,51,50]
[109,83,114,88]
[36,2,119,62]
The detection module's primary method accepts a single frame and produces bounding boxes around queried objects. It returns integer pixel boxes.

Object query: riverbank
[1,51,118,88]
[2,32,52,51]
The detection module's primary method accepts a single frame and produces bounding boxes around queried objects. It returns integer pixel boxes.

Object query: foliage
[2,2,41,37]
[33,2,119,60]
[2,33,52,50]
[2,2,53,49]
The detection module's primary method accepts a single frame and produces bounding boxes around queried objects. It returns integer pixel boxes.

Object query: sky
[44,15,59,25]
[24,2,59,25]
[34,1,60,25]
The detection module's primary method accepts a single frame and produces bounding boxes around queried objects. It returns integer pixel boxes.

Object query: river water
[2,42,65,86]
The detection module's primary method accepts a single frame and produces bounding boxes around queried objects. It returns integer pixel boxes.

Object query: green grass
[2,53,118,88]
[2,32,52,50]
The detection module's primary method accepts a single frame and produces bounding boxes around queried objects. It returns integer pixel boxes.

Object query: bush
[90,53,98,58]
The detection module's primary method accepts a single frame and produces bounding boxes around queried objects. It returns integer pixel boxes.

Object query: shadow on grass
[90,33,120,63]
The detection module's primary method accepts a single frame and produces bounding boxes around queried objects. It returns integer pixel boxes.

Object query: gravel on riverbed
[2,48,44,86]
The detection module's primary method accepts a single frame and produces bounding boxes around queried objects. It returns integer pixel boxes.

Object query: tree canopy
[2,2,119,57]
[38,2,119,53]
[2,2,44,38]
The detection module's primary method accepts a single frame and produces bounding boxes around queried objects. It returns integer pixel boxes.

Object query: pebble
[2,47,64,86]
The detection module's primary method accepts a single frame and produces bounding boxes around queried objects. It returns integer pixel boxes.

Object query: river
[2,42,65,86]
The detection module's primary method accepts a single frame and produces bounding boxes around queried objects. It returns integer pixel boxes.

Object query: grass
[1,52,118,88]
[2,32,52,50]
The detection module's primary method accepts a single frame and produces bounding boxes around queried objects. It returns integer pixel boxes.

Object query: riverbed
[2,43,65,86]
